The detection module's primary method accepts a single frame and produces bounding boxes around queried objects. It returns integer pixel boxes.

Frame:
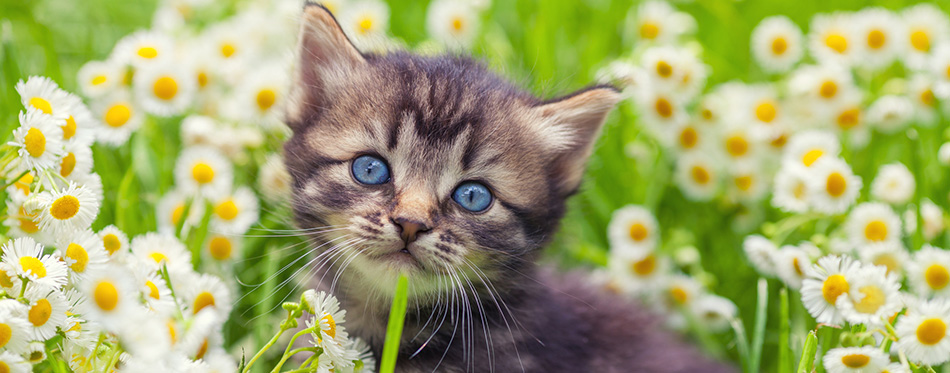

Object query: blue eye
[351,155,390,185]
[452,182,492,212]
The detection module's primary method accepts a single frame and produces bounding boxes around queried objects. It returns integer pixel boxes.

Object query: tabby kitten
[283,4,733,372]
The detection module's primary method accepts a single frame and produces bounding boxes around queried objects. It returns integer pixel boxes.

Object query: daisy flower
[782,130,840,169]
[258,153,292,202]
[606,205,659,258]
[0,351,31,373]
[25,341,45,365]
[633,1,695,45]
[846,203,902,247]
[225,66,288,127]
[822,346,889,373]
[76,60,122,98]
[895,297,950,366]
[200,21,255,76]
[750,15,804,73]
[304,290,357,369]
[22,286,67,340]
[76,264,139,332]
[58,142,93,181]
[98,225,129,260]
[788,64,856,110]
[907,74,938,126]
[156,188,207,234]
[59,94,96,147]
[204,234,241,263]
[633,86,688,139]
[608,251,668,295]
[907,245,950,298]
[15,76,71,121]
[772,165,811,213]
[857,241,908,277]
[136,266,175,313]
[129,232,193,278]
[180,115,219,147]
[866,95,913,134]
[809,13,858,66]
[870,162,915,205]
[920,200,945,241]
[901,4,950,69]
[10,108,65,172]
[674,152,720,201]
[426,0,479,49]
[338,0,391,50]
[91,92,144,146]
[181,274,233,317]
[2,199,46,244]
[836,264,902,325]
[110,30,174,68]
[806,157,862,215]
[801,255,860,325]
[743,235,779,277]
[1,237,68,290]
[173,146,233,198]
[719,123,760,162]
[35,183,99,235]
[0,301,32,353]
[56,229,108,281]
[115,314,173,362]
[690,294,737,332]
[133,62,196,116]
[727,161,768,203]
[641,46,706,99]
[828,93,865,132]
[775,245,811,290]
[662,274,703,309]
[852,8,904,69]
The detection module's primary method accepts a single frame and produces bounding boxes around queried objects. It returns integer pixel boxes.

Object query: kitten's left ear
[532,86,621,194]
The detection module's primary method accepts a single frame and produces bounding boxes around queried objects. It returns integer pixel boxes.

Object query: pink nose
[392,217,430,243]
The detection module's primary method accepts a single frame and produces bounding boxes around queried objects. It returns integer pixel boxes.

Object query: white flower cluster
[604,205,737,333]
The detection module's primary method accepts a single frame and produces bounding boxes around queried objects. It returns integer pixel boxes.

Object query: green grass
[3,0,950,371]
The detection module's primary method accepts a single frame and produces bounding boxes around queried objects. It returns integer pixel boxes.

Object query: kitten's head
[283,4,619,298]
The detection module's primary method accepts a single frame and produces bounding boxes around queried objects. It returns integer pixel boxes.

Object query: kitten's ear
[532,86,621,194]
[286,3,366,132]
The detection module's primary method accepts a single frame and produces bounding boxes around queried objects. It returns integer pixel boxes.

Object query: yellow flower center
[755,101,777,123]
[94,281,119,311]
[921,89,936,107]
[771,36,788,55]
[209,236,233,260]
[925,264,950,290]
[29,97,53,114]
[0,268,12,288]
[853,285,886,314]
[916,318,947,345]
[0,323,11,348]
[104,103,132,128]
[670,287,688,305]
[451,16,464,33]
[910,29,930,52]
[679,127,698,149]
[60,152,77,178]
[837,108,860,129]
[28,299,52,326]
[153,76,178,101]
[0,361,8,373]
[13,173,32,196]
[91,75,107,86]
[821,274,849,304]
[137,46,158,59]
[192,162,215,184]
[864,220,888,242]
[256,89,276,111]
[656,61,673,78]
[735,175,753,191]
[802,149,823,167]
[873,254,900,275]
[193,292,215,314]
[630,254,656,276]
[167,320,177,344]
[20,256,46,278]
[63,116,77,140]
[726,135,749,157]
[792,257,804,276]
[639,21,659,40]
[220,43,236,58]
[825,172,846,197]
[103,234,121,255]
[654,97,673,118]
[841,354,870,368]
[690,166,710,185]
[18,207,39,234]
[867,29,886,49]
[819,81,837,99]
[66,243,90,272]
[145,280,160,300]
[149,252,168,264]
[197,71,209,88]
[628,222,648,242]
[171,204,185,226]
[824,33,848,53]
[322,313,337,338]
[50,195,80,220]
[358,17,374,34]
[23,127,47,158]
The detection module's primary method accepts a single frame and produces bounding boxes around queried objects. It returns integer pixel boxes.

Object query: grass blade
[779,287,790,373]
[380,274,409,373]
[796,330,818,373]
[750,278,769,372]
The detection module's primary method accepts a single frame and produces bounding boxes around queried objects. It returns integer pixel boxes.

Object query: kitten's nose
[392,217,430,244]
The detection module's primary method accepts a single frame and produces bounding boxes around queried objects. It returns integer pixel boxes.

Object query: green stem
[270,327,316,373]
[380,274,410,373]
[1,169,28,188]
[778,287,790,373]
[242,310,296,373]
[750,278,768,373]
[796,330,818,373]
[271,347,318,373]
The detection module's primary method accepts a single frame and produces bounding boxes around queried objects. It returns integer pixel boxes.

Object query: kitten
[283,4,734,372]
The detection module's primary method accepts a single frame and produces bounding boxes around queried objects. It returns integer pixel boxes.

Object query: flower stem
[270,347,318,373]
[270,327,315,373]
[242,310,296,373]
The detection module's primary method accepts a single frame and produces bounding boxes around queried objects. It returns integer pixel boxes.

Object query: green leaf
[380,274,409,373]
[796,330,818,373]
[750,278,768,373]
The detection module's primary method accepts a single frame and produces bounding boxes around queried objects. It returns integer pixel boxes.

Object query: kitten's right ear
[286,3,366,132]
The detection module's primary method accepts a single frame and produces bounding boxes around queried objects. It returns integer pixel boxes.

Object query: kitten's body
[284,4,733,372]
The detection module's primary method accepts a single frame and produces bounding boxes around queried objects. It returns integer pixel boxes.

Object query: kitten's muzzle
[392,217,431,245]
